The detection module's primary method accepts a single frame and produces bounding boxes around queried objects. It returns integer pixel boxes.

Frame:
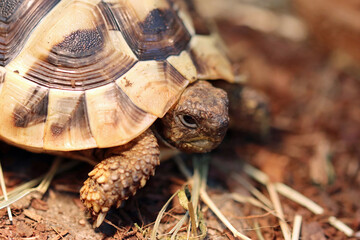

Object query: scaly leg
[80,129,160,227]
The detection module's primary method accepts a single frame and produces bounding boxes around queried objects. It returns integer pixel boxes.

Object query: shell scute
[0,71,48,148]
[103,0,191,60]
[43,89,96,150]
[13,86,49,128]
[116,60,189,117]
[189,35,234,82]
[0,0,61,66]
[85,83,157,148]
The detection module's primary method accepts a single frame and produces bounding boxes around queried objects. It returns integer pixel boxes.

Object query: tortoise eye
[179,114,198,129]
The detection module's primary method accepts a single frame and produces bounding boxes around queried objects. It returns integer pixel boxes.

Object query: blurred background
[193,0,360,238]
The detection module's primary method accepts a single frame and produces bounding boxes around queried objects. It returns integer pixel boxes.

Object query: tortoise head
[158,80,229,153]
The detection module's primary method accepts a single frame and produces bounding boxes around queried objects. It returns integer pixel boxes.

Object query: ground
[1,0,360,239]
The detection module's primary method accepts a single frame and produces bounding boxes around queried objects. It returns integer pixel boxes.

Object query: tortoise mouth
[176,138,220,153]
[189,139,213,149]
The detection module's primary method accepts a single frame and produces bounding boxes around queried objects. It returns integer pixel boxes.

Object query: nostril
[220,117,229,130]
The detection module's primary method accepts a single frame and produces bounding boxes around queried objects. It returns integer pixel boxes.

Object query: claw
[116,200,122,208]
[94,212,106,228]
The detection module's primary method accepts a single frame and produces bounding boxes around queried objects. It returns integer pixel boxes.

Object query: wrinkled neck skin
[156,80,229,153]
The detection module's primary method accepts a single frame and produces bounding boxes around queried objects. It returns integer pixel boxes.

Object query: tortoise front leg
[80,129,160,227]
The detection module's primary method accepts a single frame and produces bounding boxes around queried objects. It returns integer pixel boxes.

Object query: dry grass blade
[36,157,62,194]
[267,183,292,240]
[242,164,292,239]
[169,213,188,238]
[242,161,356,239]
[200,189,251,240]
[0,157,62,209]
[170,187,191,239]
[188,202,197,237]
[230,193,280,220]
[174,155,251,239]
[151,189,180,240]
[177,186,191,210]
[172,155,206,239]
[0,176,45,210]
[195,155,253,239]
[242,164,269,185]
[274,183,324,215]
[243,163,324,215]
[174,156,192,179]
[195,155,251,240]
[291,215,302,240]
[0,157,76,210]
[231,173,273,209]
[0,160,12,223]
[243,163,325,214]
[193,157,209,219]
[152,155,208,239]
[254,221,265,240]
[328,216,354,237]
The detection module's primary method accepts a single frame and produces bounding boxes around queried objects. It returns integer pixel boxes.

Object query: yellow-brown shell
[0,0,234,151]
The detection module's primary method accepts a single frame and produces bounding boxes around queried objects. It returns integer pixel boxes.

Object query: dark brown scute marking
[0,68,5,84]
[0,0,60,66]
[181,0,211,35]
[162,60,188,86]
[103,2,191,60]
[48,26,106,68]
[13,86,49,128]
[0,0,23,20]
[142,9,171,35]
[102,84,152,135]
[52,28,104,58]
[113,84,149,124]
[73,93,93,138]
[49,93,93,139]
[189,49,207,76]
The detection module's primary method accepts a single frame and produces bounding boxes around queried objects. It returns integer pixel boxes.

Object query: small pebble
[79,219,86,226]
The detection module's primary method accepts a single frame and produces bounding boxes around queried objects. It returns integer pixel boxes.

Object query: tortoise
[0,0,268,227]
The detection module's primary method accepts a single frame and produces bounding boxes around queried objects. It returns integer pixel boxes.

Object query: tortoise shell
[0,0,234,151]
